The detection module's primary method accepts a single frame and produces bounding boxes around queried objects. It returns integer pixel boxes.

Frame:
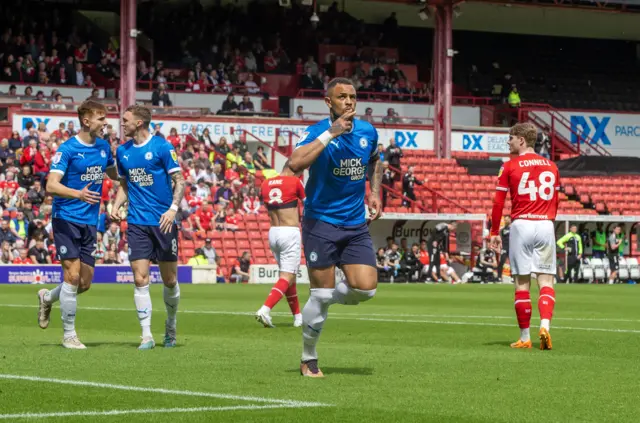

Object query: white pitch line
[1,303,639,323]
[1,303,640,333]
[0,374,330,408]
[0,404,294,420]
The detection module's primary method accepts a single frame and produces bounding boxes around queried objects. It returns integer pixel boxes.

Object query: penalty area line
[0,374,331,408]
[0,404,297,420]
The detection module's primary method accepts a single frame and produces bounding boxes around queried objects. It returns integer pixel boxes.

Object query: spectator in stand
[253,146,270,170]
[199,128,214,150]
[152,84,172,107]
[213,204,226,231]
[73,62,85,86]
[403,243,421,282]
[361,107,375,123]
[230,251,252,283]
[377,144,386,162]
[33,145,50,185]
[28,218,48,243]
[238,95,255,112]
[10,210,29,242]
[243,187,261,214]
[221,94,238,112]
[195,178,211,200]
[36,122,50,143]
[294,105,305,120]
[13,248,33,264]
[103,222,121,249]
[0,240,14,264]
[376,248,391,282]
[214,136,230,159]
[300,67,315,91]
[536,126,551,159]
[402,165,423,207]
[244,74,259,94]
[194,202,215,234]
[225,162,243,187]
[245,52,258,73]
[97,56,114,79]
[167,127,181,149]
[0,220,16,245]
[508,86,521,108]
[215,180,233,206]
[243,152,256,174]
[188,248,208,266]
[225,145,245,169]
[381,161,394,209]
[152,123,165,139]
[385,137,403,170]
[225,208,239,232]
[203,238,216,264]
[385,243,402,280]
[29,237,51,264]
[67,121,77,136]
[104,250,119,264]
[389,63,406,82]
[382,108,401,124]
[263,51,278,73]
[119,242,130,265]
[7,132,21,152]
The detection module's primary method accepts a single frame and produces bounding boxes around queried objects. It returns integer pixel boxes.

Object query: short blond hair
[77,99,107,122]
[509,122,537,148]
[125,105,152,128]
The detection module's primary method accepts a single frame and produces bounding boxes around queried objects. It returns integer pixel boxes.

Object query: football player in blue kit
[289,78,384,377]
[37,100,119,349]
[110,106,186,349]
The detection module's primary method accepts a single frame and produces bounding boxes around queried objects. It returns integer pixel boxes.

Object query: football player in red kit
[255,162,305,328]
[490,122,560,350]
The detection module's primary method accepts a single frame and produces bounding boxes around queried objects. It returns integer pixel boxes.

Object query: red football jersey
[260,176,305,210]
[491,153,560,235]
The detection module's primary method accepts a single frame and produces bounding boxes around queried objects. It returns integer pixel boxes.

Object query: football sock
[60,282,78,339]
[285,281,301,316]
[45,284,62,304]
[301,288,333,362]
[263,278,289,310]
[352,288,376,303]
[538,286,555,331]
[164,282,180,329]
[332,279,357,305]
[514,290,532,341]
[134,285,152,339]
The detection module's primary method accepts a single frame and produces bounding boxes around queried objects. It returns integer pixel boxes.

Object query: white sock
[134,285,152,339]
[351,288,376,303]
[540,319,550,331]
[45,284,62,304]
[301,288,334,362]
[520,327,531,342]
[608,279,614,285]
[331,279,354,305]
[163,283,180,328]
[258,305,271,313]
[294,313,302,320]
[60,282,78,339]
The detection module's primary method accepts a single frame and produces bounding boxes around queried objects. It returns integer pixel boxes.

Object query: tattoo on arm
[170,172,186,207]
[369,160,383,196]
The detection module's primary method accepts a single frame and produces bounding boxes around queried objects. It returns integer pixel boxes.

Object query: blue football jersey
[50,136,115,226]
[296,118,378,226]
[116,135,181,226]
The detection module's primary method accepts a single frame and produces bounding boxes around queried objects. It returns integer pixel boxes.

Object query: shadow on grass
[287,367,374,376]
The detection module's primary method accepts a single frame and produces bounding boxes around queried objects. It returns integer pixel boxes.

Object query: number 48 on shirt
[517,171,556,201]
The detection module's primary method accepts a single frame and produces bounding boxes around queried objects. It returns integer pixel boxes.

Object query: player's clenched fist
[328,110,356,137]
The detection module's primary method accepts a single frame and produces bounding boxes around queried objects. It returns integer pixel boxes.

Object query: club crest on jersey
[52,152,62,164]
[100,150,106,158]
[170,150,178,163]
[309,252,318,262]
[498,166,504,177]
[359,137,368,148]
[145,152,153,160]
[59,246,67,255]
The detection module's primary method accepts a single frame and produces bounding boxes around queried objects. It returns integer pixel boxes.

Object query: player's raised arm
[289,110,356,173]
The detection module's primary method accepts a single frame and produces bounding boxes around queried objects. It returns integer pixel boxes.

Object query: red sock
[538,287,555,321]
[264,278,289,309]
[514,290,532,329]
[285,282,300,316]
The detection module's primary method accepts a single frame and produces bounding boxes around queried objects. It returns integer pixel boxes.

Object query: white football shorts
[509,219,556,276]
[268,226,302,274]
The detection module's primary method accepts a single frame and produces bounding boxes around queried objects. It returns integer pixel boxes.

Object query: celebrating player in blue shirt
[37,100,118,349]
[110,105,185,349]
[289,77,383,377]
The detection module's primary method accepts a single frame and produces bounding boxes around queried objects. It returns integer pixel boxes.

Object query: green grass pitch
[1,283,640,422]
